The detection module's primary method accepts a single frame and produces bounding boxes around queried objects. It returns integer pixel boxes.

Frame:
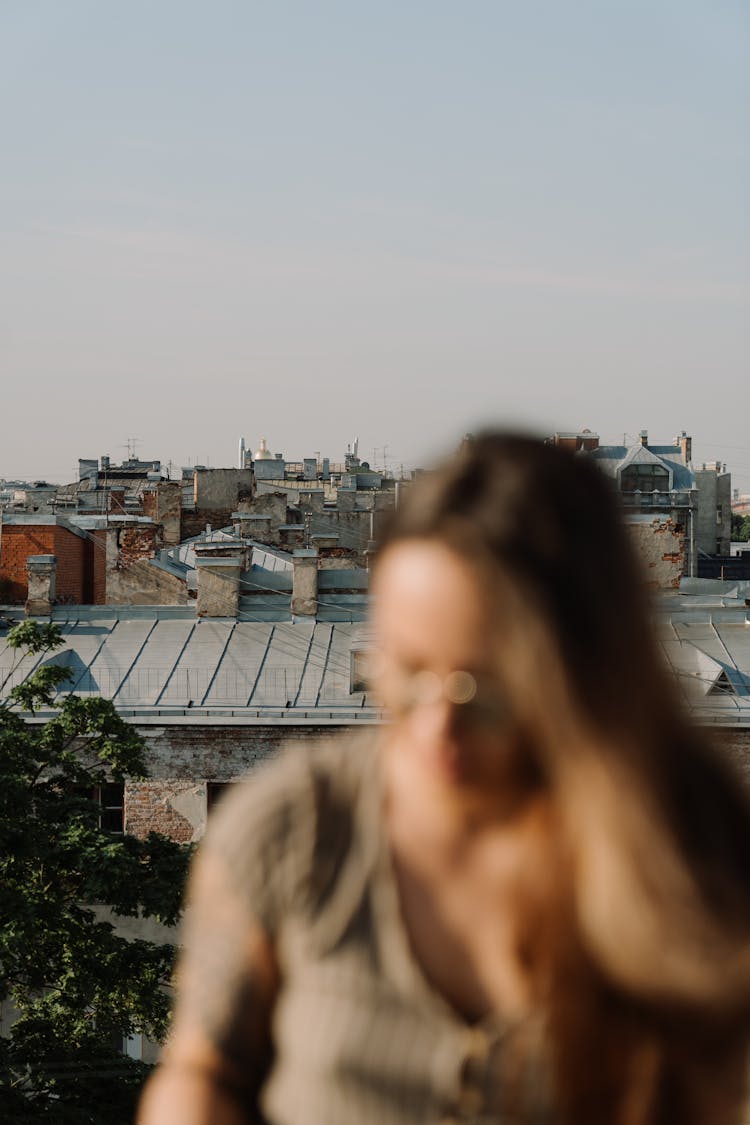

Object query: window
[92,783,125,834]
[207,782,234,815]
[350,648,372,694]
[123,1033,144,1059]
[708,671,734,696]
[620,465,669,492]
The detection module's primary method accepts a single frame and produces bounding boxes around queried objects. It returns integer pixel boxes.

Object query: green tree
[0,621,192,1124]
[731,513,750,542]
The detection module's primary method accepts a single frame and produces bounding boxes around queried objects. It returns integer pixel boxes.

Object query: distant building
[549,429,734,585]
[0,439,406,607]
[694,461,732,556]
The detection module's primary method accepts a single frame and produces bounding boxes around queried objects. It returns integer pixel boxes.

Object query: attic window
[350,648,372,694]
[708,672,735,696]
[621,465,669,492]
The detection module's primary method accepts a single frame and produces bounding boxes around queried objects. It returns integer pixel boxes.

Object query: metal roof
[4,580,750,726]
[589,444,694,491]
[0,611,378,723]
[654,588,750,722]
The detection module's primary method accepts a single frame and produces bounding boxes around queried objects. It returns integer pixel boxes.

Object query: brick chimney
[676,431,692,464]
[26,555,57,616]
[109,488,126,515]
[580,429,599,452]
[195,556,242,618]
[291,549,318,616]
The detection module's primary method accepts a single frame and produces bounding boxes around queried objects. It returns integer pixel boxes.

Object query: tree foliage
[0,621,192,1123]
[731,513,750,543]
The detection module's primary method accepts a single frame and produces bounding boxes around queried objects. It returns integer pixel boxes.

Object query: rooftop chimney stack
[291,549,318,616]
[639,430,649,447]
[25,555,57,616]
[676,431,692,465]
[580,429,600,452]
[194,549,243,618]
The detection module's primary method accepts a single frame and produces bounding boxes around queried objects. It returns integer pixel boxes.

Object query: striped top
[201,734,557,1125]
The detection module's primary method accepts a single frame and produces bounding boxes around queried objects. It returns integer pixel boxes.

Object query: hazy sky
[2,1,749,487]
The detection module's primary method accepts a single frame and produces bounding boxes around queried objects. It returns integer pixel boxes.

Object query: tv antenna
[122,437,141,461]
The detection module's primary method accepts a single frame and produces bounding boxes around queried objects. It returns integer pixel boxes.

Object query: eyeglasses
[381,667,509,727]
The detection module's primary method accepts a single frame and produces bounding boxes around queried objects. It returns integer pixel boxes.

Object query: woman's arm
[137,849,280,1125]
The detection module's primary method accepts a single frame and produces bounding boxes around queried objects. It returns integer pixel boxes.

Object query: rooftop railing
[620,489,696,509]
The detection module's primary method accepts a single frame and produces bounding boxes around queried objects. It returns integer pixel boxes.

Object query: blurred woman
[139,432,750,1124]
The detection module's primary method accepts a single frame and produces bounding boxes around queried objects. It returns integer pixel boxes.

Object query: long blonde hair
[378,433,750,1121]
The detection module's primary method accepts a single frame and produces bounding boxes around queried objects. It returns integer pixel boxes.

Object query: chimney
[580,429,599,452]
[639,430,648,447]
[676,431,692,464]
[79,458,98,484]
[291,549,318,616]
[109,488,126,514]
[195,555,242,618]
[26,555,57,616]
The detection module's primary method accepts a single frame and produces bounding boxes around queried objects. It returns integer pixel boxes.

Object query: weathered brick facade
[142,483,182,547]
[126,781,206,842]
[117,526,157,567]
[627,516,686,589]
[0,519,190,608]
[92,529,107,604]
[120,722,750,845]
[122,723,361,842]
[180,509,236,540]
[133,722,335,780]
[0,523,88,604]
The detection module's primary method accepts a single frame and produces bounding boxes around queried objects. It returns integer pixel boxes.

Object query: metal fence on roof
[1,665,357,707]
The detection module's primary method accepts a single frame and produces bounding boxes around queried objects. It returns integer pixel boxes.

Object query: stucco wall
[105,558,189,605]
[193,468,254,509]
[142,483,182,547]
[695,468,732,556]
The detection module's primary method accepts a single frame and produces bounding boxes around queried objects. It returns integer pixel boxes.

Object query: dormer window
[620,465,669,492]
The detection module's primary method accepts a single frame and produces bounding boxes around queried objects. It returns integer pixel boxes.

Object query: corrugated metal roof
[590,444,694,491]
[655,593,750,721]
[0,612,379,721]
[4,583,750,725]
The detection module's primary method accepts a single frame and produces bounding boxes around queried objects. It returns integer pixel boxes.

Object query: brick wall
[122,723,367,842]
[142,483,182,547]
[0,524,87,604]
[627,517,686,589]
[119,722,750,845]
[126,781,205,842]
[118,526,157,566]
[0,526,55,601]
[181,509,235,540]
[92,530,107,604]
[132,722,339,780]
[53,525,86,603]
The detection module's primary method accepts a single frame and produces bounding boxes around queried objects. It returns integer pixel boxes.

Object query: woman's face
[372,540,521,798]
